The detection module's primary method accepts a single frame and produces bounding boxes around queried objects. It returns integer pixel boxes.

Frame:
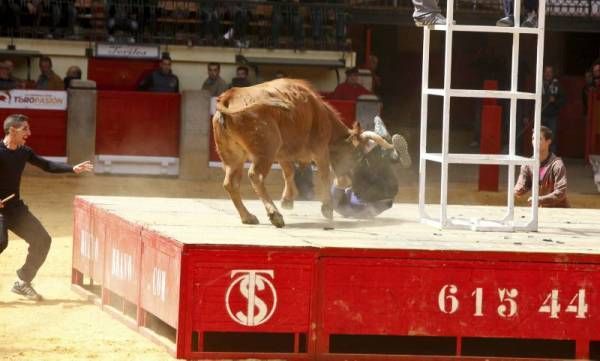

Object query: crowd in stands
[0,56,81,91]
[0,1,352,50]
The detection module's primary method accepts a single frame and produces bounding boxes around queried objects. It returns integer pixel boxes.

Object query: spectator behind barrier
[230,66,251,88]
[0,61,17,90]
[201,62,228,97]
[49,0,78,39]
[64,65,82,89]
[200,1,220,45]
[107,0,139,43]
[329,67,372,100]
[541,65,565,154]
[138,55,179,93]
[35,56,64,91]
[4,60,23,88]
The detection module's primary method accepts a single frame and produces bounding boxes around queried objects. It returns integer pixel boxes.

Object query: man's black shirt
[0,142,73,208]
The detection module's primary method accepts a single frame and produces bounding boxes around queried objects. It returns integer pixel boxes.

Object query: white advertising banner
[96,43,161,59]
[0,90,68,110]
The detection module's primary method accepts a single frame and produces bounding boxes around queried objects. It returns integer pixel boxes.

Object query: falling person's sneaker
[11,280,43,301]
[392,134,412,169]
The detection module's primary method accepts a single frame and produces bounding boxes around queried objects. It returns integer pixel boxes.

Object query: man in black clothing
[0,114,93,301]
[138,56,180,93]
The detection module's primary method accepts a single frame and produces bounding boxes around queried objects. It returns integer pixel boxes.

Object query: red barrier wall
[478,80,501,192]
[558,76,586,158]
[585,89,600,160]
[88,58,159,91]
[325,99,356,128]
[0,109,66,156]
[96,91,180,156]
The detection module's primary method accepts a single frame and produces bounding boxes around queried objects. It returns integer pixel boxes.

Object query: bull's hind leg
[248,159,285,228]
[224,164,259,225]
[279,161,297,210]
[220,146,259,225]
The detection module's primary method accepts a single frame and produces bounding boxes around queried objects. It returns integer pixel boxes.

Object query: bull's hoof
[242,214,259,225]
[281,198,294,210]
[269,212,285,228]
[321,204,334,220]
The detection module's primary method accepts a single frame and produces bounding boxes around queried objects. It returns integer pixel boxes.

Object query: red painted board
[88,58,159,91]
[102,212,142,303]
[585,90,600,160]
[557,76,586,158]
[321,257,600,340]
[90,206,109,284]
[326,99,356,128]
[182,248,315,335]
[95,91,180,156]
[0,109,66,156]
[478,104,502,192]
[140,230,182,329]
[72,197,93,276]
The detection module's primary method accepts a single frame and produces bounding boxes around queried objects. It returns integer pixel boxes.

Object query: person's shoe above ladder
[414,13,453,27]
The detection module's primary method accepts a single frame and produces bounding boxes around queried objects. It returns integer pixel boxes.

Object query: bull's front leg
[314,156,334,220]
[248,161,285,228]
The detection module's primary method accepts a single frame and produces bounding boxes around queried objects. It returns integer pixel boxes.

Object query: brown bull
[212,78,388,227]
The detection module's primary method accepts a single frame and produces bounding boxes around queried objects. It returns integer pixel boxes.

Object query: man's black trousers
[0,202,51,283]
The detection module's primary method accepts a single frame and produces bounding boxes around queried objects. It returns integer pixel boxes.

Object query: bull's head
[329,122,392,179]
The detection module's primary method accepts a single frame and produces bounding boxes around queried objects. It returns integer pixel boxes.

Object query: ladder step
[424,88,536,100]
[423,153,538,165]
[429,24,542,34]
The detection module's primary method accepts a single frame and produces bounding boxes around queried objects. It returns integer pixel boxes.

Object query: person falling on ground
[0,114,93,301]
[331,126,412,219]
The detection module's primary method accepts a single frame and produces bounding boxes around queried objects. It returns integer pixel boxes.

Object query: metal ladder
[418,0,546,231]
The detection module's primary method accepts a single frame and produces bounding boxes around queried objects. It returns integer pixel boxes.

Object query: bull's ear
[352,121,362,134]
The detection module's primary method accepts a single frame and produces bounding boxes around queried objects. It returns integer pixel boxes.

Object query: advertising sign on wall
[0,90,68,110]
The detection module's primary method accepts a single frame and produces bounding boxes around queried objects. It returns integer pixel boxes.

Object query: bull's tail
[214,110,226,128]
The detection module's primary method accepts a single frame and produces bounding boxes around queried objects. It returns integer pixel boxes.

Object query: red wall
[88,58,159,91]
[558,76,586,158]
[96,91,180,156]
[0,109,66,156]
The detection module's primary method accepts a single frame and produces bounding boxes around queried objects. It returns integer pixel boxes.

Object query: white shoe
[392,134,412,168]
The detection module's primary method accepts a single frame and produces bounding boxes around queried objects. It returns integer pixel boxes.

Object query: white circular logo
[225,270,277,327]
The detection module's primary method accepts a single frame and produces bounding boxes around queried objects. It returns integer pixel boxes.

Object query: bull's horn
[359,131,394,150]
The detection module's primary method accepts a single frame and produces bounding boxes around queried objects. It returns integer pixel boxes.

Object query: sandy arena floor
[1,168,600,361]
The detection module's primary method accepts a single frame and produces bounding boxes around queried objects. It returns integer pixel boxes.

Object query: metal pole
[440,0,455,226]
[419,28,431,219]
[531,0,547,230]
